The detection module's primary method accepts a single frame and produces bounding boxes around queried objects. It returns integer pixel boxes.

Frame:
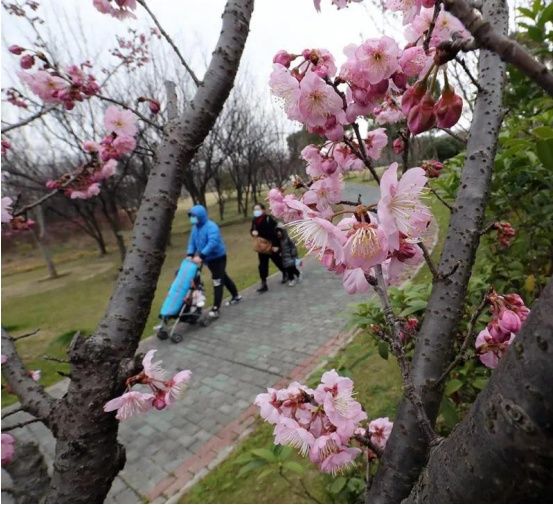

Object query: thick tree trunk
[42,1,254,502]
[367,0,508,501]
[409,278,553,503]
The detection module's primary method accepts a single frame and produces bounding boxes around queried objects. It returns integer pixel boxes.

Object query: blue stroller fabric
[160,258,199,318]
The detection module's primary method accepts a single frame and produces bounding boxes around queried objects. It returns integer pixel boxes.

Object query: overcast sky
[1,0,406,111]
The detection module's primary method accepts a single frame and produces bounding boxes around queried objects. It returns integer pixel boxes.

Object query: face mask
[190,216,198,225]
[253,209,263,218]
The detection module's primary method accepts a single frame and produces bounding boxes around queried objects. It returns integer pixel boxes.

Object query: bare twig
[424,1,441,52]
[419,241,440,279]
[439,127,467,144]
[2,418,42,431]
[429,187,454,211]
[480,221,496,235]
[13,329,41,341]
[1,328,55,422]
[434,289,490,386]
[443,0,553,96]
[136,0,201,87]
[455,56,484,91]
[370,266,436,442]
[354,433,384,458]
[1,106,56,134]
[2,407,23,420]
[350,123,381,184]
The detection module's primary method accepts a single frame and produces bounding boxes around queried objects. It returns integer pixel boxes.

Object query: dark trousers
[285,265,301,280]
[205,255,238,309]
[258,252,284,282]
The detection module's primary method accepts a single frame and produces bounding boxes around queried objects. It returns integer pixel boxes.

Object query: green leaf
[250,448,278,462]
[329,476,347,495]
[237,459,266,478]
[377,341,389,360]
[278,445,293,460]
[399,299,427,316]
[445,379,463,396]
[532,126,553,140]
[234,453,253,465]
[536,139,553,169]
[256,467,275,481]
[283,461,305,474]
[439,397,460,430]
[472,377,489,390]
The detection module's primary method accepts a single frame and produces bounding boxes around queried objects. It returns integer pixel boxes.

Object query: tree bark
[367,0,508,501]
[41,1,254,502]
[409,277,553,503]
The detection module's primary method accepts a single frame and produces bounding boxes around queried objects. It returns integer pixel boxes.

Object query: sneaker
[208,307,220,319]
[257,284,268,293]
[225,295,242,306]
[288,279,296,287]
[280,275,288,284]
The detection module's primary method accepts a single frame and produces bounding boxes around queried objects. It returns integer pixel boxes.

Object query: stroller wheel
[156,328,169,340]
[170,332,184,343]
[199,316,211,327]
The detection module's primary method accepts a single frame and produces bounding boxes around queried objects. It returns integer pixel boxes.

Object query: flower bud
[20,54,35,69]
[148,99,161,114]
[421,159,443,178]
[153,396,166,410]
[498,309,521,334]
[407,93,436,134]
[401,82,426,115]
[393,137,405,154]
[435,85,463,128]
[273,50,295,68]
[8,44,25,55]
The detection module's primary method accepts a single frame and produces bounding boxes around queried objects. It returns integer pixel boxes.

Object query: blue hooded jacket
[186,205,226,262]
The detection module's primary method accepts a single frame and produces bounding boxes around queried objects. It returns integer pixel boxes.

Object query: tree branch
[1,106,56,134]
[428,186,453,212]
[367,0,509,500]
[1,328,55,423]
[443,0,553,96]
[136,0,201,87]
[409,278,553,502]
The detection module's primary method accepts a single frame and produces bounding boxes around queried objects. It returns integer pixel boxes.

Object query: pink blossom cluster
[475,291,530,368]
[93,0,137,20]
[15,51,100,110]
[45,106,137,199]
[268,161,430,294]
[255,370,393,473]
[3,88,28,109]
[111,28,161,71]
[104,350,191,421]
[1,433,15,466]
[493,221,516,248]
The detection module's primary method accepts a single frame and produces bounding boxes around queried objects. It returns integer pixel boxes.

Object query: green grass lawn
[1,199,278,407]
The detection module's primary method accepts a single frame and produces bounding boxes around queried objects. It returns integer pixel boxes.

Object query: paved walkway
[1,184,391,503]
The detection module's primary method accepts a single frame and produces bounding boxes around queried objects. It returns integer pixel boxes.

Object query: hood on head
[276,222,288,238]
[189,204,208,225]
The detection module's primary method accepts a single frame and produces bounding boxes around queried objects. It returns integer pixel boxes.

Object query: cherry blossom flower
[341,37,400,88]
[399,46,432,77]
[366,128,388,160]
[319,445,361,474]
[369,417,393,450]
[93,0,137,19]
[104,391,155,421]
[342,268,370,294]
[164,370,192,406]
[475,328,515,369]
[274,417,316,456]
[288,217,347,262]
[377,162,431,251]
[298,72,344,128]
[19,70,66,103]
[142,349,167,382]
[70,182,101,200]
[254,388,282,424]
[2,197,13,223]
[269,64,301,121]
[303,173,343,210]
[30,370,41,381]
[1,354,7,364]
[1,433,15,466]
[343,222,389,270]
[104,106,138,137]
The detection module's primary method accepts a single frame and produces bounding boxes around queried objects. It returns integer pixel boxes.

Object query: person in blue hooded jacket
[187,204,241,318]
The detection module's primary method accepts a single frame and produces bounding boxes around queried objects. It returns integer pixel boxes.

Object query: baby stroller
[155,258,211,343]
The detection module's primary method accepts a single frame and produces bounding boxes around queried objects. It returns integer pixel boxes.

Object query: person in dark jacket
[187,204,241,318]
[276,223,301,287]
[251,203,285,293]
